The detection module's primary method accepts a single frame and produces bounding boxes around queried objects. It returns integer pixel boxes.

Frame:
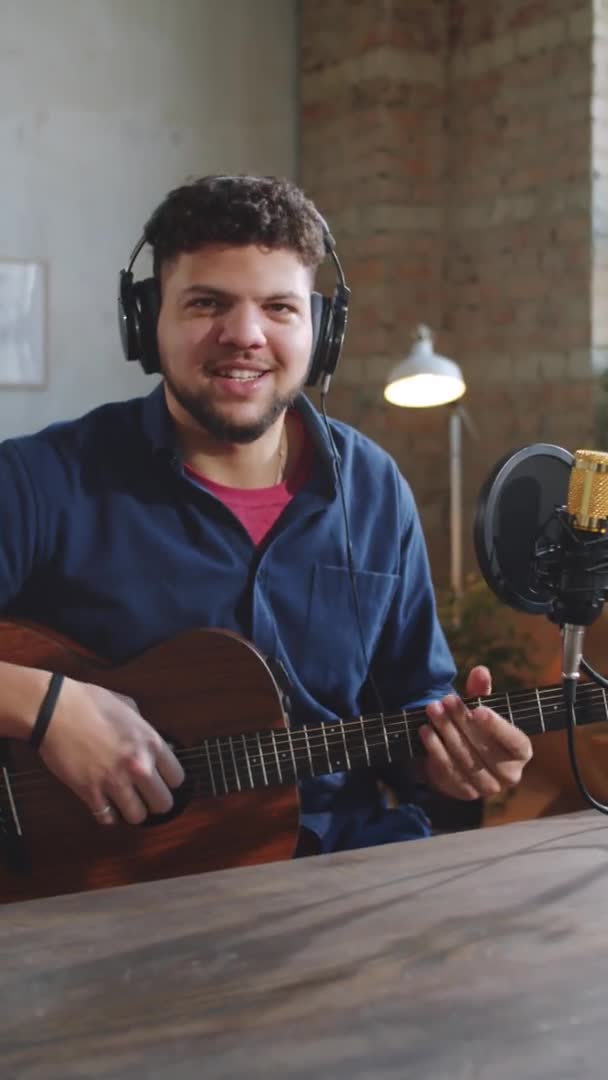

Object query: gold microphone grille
[567,449,608,531]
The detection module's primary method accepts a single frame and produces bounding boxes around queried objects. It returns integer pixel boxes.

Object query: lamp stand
[448,404,478,624]
[449,406,464,622]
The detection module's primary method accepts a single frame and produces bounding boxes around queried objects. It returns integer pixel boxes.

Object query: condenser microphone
[558,450,608,699]
[474,444,608,702]
[475,443,608,816]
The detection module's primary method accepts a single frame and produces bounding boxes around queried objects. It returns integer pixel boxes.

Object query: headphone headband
[125,234,147,274]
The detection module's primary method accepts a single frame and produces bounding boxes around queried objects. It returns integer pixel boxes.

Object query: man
[0,175,531,853]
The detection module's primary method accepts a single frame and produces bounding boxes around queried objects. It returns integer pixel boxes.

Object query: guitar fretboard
[185,680,608,798]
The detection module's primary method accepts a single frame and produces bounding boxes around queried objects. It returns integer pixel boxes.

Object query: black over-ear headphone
[117,214,350,390]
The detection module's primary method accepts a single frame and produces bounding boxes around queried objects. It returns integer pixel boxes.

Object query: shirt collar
[292,393,340,485]
[141,380,339,492]
[141,382,177,456]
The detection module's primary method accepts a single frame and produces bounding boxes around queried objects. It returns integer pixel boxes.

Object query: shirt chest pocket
[300,563,400,708]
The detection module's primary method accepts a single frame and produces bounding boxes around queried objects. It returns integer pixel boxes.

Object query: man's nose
[217,303,266,349]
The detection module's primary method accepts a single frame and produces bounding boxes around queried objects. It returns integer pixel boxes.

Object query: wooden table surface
[2,809,608,1079]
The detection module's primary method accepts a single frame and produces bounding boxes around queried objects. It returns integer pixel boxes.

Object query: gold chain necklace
[274,426,287,485]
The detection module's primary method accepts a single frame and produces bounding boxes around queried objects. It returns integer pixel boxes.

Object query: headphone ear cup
[118,269,139,362]
[132,279,161,374]
[323,289,348,381]
[306,291,333,387]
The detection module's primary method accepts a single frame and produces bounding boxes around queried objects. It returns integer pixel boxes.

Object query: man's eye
[268,303,294,314]
[187,297,218,311]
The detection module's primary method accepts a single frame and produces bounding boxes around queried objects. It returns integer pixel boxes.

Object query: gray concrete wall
[0,0,297,436]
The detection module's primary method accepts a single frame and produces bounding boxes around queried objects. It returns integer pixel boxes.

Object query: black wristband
[30,672,65,751]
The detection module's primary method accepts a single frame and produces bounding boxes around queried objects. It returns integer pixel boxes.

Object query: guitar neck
[197,680,608,797]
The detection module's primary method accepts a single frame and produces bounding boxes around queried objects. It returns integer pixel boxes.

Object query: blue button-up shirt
[0,384,463,852]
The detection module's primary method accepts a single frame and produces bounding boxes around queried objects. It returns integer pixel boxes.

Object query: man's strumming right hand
[38,678,185,825]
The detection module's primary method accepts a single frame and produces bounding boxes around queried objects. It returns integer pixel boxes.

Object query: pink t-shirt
[184,413,313,546]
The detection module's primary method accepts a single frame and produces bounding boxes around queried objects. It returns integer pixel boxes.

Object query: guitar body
[0,623,300,904]
[3,621,605,906]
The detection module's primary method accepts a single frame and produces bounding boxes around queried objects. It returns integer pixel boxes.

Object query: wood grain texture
[1,810,608,1079]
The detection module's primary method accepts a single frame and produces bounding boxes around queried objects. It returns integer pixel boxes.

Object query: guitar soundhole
[141,735,194,829]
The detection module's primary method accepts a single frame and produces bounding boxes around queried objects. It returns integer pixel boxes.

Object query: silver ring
[93,804,113,818]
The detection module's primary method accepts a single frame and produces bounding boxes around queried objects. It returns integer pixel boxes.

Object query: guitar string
[4,682,600,794]
[4,683,602,788]
[2,727,601,807]
[4,683,590,788]
[4,687,605,800]
[1,704,600,813]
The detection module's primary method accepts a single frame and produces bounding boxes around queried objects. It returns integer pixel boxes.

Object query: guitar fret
[505,692,515,725]
[360,716,371,766]
[287,730,298,780]
[349,722,370,769]
[340,724,351,770]
[602,687,608,723]
[535,688,546,733]
[241,734,254,789]
[256,732,269,786]
[402,709,413,759]
[270,730,283,784]
[215,737,229,794]
[228,736,241,793]
[247,732,268,787]
[380,714,392,762]
[304,725,316,776]
[204,741,217,797]
[1,768,22,837]
[321,724,332,773]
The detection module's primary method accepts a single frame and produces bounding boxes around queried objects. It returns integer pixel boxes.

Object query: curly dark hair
[143,175,327,278]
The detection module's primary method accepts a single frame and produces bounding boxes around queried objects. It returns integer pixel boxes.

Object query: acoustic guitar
[0,620,604,904]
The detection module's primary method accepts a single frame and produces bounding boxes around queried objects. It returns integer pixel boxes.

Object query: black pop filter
[474,443,574,615]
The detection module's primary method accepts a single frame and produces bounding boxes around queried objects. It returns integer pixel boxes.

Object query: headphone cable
[319,389,386,717]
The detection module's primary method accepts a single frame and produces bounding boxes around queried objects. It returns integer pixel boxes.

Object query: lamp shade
[384,325,466,408]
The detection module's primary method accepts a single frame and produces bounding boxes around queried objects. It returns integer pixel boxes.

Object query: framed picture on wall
[0,259,46,387]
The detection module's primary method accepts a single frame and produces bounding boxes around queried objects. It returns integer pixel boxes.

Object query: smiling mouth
[211,368,269,382]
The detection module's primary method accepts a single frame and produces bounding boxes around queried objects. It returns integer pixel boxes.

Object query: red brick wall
[593,1,608,366]
[299,0,597,579]
[300,0,450,546]
[445,2,595,553]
